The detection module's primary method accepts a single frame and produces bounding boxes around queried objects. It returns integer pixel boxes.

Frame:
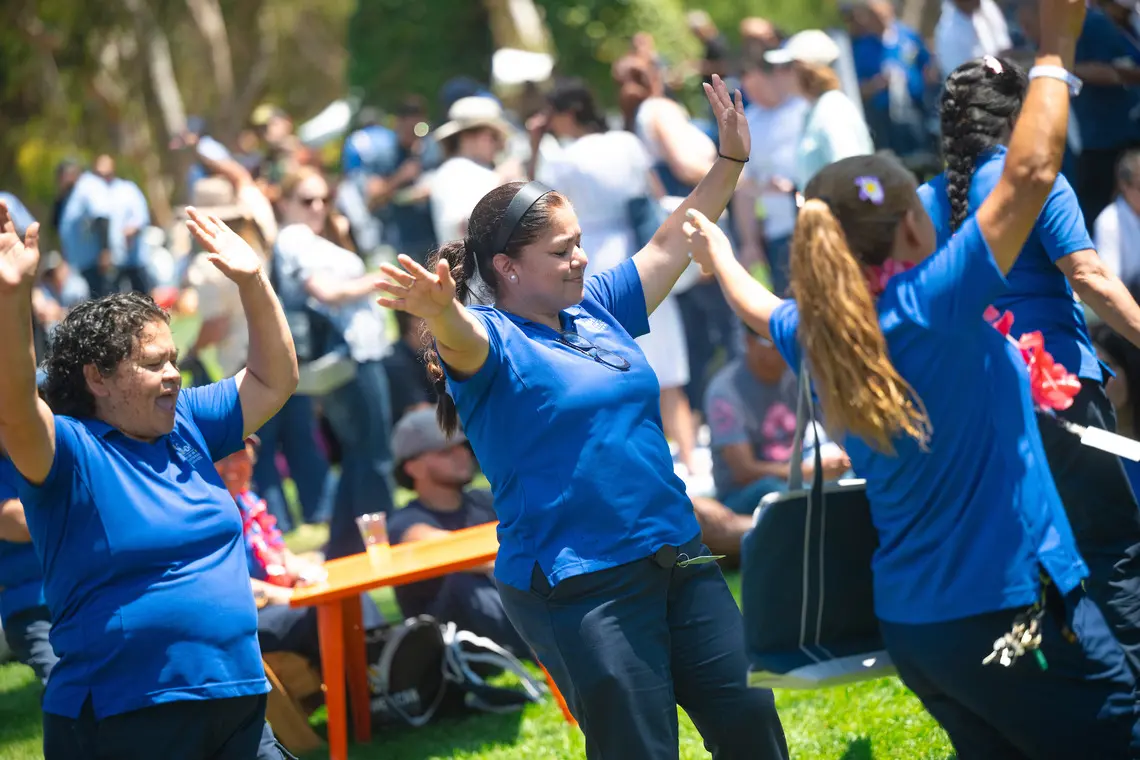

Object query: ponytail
[790,200,931,453]
[422,240,477,437]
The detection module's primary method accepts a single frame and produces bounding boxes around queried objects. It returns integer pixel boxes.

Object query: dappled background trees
[1,0,912,226]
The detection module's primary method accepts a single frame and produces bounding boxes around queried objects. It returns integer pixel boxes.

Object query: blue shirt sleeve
[1038,173,1094,262]
[583,259,650,339]
[442,308,507,407]
[904,216,1007,331]
[177,377,244,461]
[768,299,803,371]
[0,193,35,237]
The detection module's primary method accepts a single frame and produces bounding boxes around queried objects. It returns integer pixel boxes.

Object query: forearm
[731,459,790,486]
[428,300,489,374]
[732,188,761,250]
[1076,272,1140,348]
[0,500,30,543]
[308,274,379,306]
[240,270,299,396]
[0,296,43,436]
[705,241,782,339]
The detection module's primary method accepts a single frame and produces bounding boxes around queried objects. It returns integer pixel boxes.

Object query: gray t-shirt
[704,361,799,495]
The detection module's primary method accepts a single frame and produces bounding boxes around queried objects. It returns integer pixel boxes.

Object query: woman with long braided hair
[919,55,1140,671]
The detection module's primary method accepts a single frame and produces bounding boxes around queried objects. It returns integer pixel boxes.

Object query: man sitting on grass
[388,409,530,659]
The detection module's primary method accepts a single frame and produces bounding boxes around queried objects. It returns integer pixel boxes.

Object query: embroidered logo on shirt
[577,316,609,334]
[171,437,204,468]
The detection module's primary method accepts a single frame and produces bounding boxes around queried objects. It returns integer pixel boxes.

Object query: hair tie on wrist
[718,153,748,164]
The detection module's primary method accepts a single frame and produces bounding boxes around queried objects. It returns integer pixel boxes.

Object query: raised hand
[0,200,41,295]
[683,208,734,276]
[186,207,264,285]
[377,254,458,320]
[703,74,749,163]
[1038,0,1086,54]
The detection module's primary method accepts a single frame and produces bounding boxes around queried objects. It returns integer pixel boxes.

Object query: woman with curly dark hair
[918,54,1140,671]
[0,201,299,759]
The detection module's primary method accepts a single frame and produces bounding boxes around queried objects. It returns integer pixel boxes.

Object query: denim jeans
[4,605,57,685]
[253,394,331,532]
[720,477,787,516]
[323,360,396,560]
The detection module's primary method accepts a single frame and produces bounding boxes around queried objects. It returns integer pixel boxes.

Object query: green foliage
[683,0,840,43]
[534,0,699,107]
[346,0,495,120]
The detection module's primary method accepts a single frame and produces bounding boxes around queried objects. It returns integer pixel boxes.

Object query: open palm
[186,206,263,284]
[376,254,457,320]
[704,74,750,163]
[0,201,40,295]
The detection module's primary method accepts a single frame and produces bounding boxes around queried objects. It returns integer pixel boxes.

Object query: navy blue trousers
[497,537,789,760]
[43,694,295,760]
[882,587,1140,759]
[4,604,58,685]
[1039,379,1140,673]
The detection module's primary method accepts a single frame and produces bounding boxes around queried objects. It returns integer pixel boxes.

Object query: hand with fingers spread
[683,208,734,277]
[703,73,750,163]
[185,206,264,286]
[376,253,458,320]
[0,200,41,295]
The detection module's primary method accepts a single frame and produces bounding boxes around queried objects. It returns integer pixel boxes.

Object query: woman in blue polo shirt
[919,55,1140,670]
[375,76,789,759]
[0,453,56,685]
[687,6,1140,754]
[0,205,299,760]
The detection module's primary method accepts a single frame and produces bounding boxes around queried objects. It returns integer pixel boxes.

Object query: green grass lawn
[0,558,954,760]
[0,454,953,759]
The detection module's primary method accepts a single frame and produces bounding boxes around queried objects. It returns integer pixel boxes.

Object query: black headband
[491,181,553,256]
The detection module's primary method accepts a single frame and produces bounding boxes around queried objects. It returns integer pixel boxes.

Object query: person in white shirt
[765,30,875,190]
[934,0,1013,76]
[429,97,515,245]
[274,166,396,560]
[1096,150,1140,286]
[531,78,701,479]
[733,54,810,294]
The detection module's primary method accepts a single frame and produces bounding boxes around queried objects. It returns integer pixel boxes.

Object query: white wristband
[1028,65,1083,97]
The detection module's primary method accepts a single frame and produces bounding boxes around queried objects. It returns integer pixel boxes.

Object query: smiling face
[493,203,589,314]
[85,320,183,441]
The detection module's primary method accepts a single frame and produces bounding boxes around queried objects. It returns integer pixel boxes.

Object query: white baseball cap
[764,30,841,66]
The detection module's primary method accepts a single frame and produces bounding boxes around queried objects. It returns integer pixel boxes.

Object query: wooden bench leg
[317,603,348,760]
[538,661,578,727]
[264,657,325,756]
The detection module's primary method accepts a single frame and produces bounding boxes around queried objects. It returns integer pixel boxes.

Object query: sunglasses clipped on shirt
[558,330,631,371]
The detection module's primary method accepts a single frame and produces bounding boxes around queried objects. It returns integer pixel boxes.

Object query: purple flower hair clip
[854,176,885,206]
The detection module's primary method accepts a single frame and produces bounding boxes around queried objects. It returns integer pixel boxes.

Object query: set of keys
[982,608,1048,671]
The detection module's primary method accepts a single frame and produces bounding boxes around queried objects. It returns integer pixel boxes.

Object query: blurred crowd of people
[2,0,1139,665]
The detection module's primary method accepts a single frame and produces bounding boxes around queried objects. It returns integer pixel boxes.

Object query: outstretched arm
[685,208,783,340]
[0,205,55,485]
[377,254,490,378]
[974,0,1084,274]
[633,75,749,315]
[186,208,299,438]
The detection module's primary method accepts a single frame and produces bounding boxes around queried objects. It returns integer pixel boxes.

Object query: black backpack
[366,615,546,728]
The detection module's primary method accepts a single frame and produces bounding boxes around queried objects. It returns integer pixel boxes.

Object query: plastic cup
[356,513,391,568]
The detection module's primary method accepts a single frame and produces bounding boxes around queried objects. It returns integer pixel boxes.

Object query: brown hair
[279,166,355,252]
[795,61,841,99]
[791,154,931,453]
[424,182,569,435]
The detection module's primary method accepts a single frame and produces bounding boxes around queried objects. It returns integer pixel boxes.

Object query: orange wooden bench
[290,521,575,760]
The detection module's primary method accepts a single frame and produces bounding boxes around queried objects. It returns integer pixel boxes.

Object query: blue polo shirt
[444,259,701,591]
[920,145,1102,382]
[0,457,45,623]
[852,23,930,114]
[18,378,268,719]
[1073,9,1140,152]
[769,219,1087,624]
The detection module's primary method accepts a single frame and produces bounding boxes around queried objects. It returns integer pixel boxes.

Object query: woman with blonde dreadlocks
[686,0,1140,755]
